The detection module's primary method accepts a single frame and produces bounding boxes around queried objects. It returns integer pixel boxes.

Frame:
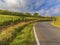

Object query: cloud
[46,6,60,16]
[36,9,46,16]
[0,0,60,16]
[0,0,27,11]
[36,6,60,16]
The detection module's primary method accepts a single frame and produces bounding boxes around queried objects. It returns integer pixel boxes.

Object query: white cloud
[45,6,60,16]
[36,6,60,16]
[0,0,60,16]
[35,0,45,9]
[0,0,44,12]
[0,0,27,11]
[36,9,46,16]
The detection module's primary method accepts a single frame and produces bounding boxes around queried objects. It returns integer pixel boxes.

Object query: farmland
[0,15,21,26]
[0,12,39,45]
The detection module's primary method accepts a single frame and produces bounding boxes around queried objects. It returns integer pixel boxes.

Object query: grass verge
[10,23,35,45]
[51,21,60,28]
[0,20,37,45]
[51,16,60,28]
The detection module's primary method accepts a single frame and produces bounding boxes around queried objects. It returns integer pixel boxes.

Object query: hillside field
[0,14,38,45]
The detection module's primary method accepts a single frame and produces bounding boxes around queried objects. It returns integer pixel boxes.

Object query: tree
[33,13,39,16]
[25,13,32,16]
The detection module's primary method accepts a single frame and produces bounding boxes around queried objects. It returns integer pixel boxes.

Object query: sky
[0,0,60,16]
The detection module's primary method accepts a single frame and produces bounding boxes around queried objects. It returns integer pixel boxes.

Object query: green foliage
[24,13,32,17]
[0,14,38,45]
[0,15,21,27]
[10,24,35,45]
[33,13,39,16]
[0,10,25,16]
[0,22,35,45]
[0,22,26,45]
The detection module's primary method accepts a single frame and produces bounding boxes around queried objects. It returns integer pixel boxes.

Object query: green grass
[0,21,35,45]
[52,16,60,28]
[0,22,26,45]
[0,14,39,45]
[10,23,35,45]
[0,14,21,26]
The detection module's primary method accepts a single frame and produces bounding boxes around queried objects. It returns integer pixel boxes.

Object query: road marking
[33,25,41,45]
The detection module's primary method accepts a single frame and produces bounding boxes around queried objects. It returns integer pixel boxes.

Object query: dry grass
[52,16,60,28]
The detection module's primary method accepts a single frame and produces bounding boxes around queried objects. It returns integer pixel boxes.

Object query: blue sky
[0,0,60,16]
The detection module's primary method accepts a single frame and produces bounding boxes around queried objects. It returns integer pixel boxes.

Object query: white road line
[33,25,41,45]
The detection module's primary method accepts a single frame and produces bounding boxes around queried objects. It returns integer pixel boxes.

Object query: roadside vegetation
[10,23,35,45]
[52,16,60,28]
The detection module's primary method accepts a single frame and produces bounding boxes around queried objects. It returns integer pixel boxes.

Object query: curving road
[35,22,60,45]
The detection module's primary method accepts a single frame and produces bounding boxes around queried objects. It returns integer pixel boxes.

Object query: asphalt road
[35,22,60,45]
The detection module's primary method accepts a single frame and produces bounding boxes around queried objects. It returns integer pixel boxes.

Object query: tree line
[0,10,55,21]
[0,10,42,17]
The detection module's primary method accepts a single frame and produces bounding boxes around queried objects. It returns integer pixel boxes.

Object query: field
[0,14,38,45]
[0,15,21,27]
[52,16,60,28]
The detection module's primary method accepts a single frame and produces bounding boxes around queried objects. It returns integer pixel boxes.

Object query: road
[35,22,60,45]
